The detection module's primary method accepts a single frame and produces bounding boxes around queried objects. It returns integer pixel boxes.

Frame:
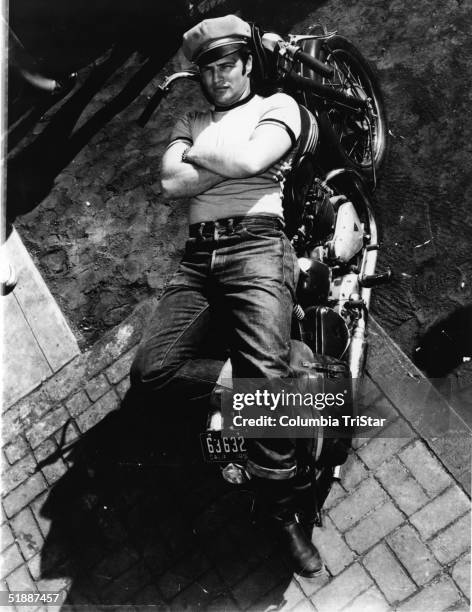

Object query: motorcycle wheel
[300,34,388,181]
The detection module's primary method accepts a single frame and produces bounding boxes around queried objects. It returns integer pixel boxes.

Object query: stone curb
[368,317,471,497]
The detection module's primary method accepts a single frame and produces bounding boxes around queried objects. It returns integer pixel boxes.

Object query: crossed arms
[160,124,293,200]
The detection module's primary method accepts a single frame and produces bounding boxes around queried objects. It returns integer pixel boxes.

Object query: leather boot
[275,515,323,577]
[252,478,323,578]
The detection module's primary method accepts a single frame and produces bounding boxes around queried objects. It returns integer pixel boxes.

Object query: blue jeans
[131,216,300,479]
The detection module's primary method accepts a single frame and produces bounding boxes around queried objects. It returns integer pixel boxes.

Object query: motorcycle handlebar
[286,72,368,111]
[293,48,334,79]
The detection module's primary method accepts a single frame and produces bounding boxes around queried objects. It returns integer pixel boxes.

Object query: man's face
[200,52,252,107]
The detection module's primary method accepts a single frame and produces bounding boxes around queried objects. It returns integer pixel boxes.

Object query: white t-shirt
[168,92,301,224]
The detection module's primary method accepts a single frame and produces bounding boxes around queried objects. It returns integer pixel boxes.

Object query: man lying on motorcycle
[130,14,323,577]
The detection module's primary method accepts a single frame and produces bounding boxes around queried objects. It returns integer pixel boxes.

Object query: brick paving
[1,299,471,611]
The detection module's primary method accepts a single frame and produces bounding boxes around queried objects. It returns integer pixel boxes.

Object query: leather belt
[189,215,284,239]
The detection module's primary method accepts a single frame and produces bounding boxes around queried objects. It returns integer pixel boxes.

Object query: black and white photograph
[1,0,471,610]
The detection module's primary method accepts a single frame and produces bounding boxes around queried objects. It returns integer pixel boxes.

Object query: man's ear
[245,54,253,77]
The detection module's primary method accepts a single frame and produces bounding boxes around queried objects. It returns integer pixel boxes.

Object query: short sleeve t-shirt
[168,92,301,224]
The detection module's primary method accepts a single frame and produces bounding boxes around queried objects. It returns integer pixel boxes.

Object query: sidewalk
[1,306,470,611]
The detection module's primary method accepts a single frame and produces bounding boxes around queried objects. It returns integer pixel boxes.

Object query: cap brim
[196,41,249,66]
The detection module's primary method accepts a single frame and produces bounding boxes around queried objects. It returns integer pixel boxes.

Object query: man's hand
[185,123,293,179]
[160,141,226,200]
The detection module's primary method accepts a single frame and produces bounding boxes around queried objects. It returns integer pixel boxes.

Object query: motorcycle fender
[331,202,364,262]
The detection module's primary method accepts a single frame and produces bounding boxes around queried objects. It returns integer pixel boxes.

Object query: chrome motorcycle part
[329,272,359,309]
[221,463,251,484]
[309,246,326,262]
[138,70,199,126]
[159,70,199,92]
[297,257,312,273]
[261,32,284,53]
[332,465,342,481]
[287,29,338,44]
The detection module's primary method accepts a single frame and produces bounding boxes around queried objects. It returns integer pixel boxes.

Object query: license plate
[200,431,247,463]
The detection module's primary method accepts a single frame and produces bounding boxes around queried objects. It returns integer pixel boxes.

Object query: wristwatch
[182,147,191,163]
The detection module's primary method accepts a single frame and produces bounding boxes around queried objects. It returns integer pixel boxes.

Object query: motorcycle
[139,21,390,522]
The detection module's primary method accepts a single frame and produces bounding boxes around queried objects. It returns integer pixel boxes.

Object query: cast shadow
[6,0,242,221]
[6,36,179,221]
[35,392,293,609]
[7,0,194,140]
[414,304,472,378]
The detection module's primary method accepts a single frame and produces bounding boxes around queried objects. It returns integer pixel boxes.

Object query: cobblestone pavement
[1,304,470,611]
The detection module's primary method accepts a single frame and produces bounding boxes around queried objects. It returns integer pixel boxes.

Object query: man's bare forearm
[161,163,225,199]
[160,141,226,199]
[186,142,255,178]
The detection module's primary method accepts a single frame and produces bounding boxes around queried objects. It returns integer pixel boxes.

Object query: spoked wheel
[300,34,388,182]
[323,36,387,175]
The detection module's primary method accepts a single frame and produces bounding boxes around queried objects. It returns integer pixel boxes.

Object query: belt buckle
[215,217,235,238]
